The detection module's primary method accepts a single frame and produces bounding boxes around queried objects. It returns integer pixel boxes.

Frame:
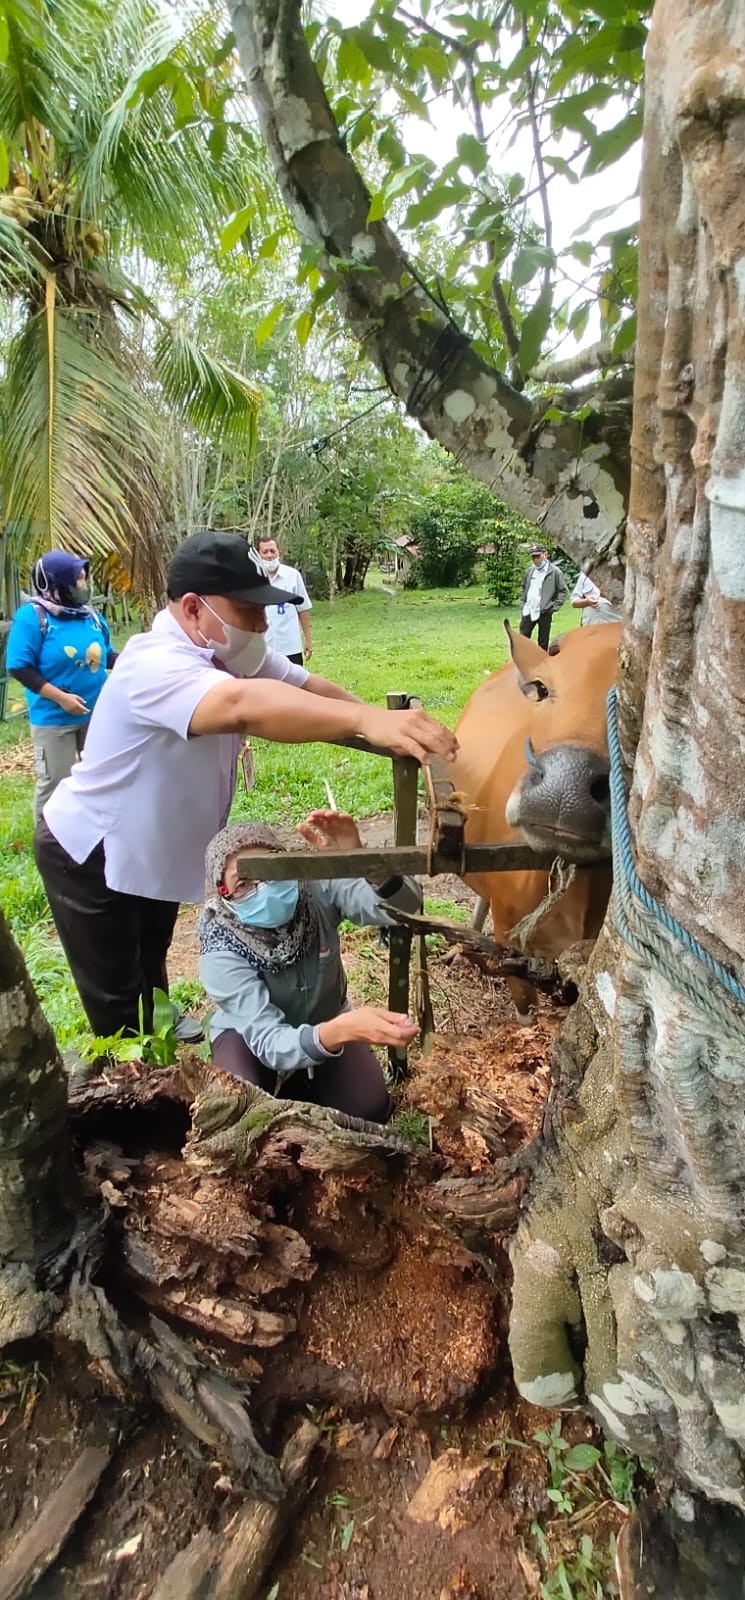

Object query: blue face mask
[230,880,299,929]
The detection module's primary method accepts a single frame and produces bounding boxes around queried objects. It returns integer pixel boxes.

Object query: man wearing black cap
[519,543,568,651]
[35,530,457,1044]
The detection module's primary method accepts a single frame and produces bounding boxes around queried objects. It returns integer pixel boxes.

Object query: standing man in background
[256,536,312,665]
[519,542,568,651]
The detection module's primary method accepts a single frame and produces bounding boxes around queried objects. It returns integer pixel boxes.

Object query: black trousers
[34,819,179,1038]
[286,651,304,666]
[211,1029,394,1124]
[520,611,552,651]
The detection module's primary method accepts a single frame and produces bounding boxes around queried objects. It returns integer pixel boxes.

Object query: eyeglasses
[218,879,258,903]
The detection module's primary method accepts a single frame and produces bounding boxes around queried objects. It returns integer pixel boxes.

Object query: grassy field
[0,581,579,1047]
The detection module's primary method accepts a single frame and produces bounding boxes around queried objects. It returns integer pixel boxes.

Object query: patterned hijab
[199,822,317,973]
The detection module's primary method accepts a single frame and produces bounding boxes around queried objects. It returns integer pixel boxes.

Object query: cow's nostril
[589,773,610,806]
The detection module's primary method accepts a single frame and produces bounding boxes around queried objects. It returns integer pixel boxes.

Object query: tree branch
[533,339,636,385]
[228,0,628,593]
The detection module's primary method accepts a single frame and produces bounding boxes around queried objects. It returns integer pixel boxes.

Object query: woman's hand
[297,809,363,853]
[318,1007,419,1052]
[56,690,89,716]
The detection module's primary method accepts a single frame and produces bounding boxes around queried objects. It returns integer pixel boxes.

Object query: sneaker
[171,1009,204,1044]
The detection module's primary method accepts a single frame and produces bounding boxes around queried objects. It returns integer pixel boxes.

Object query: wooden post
[387,692,419,1083]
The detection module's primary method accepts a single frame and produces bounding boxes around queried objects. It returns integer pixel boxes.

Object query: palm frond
[153,326,260,453]
[0,212,47,293]
[1,302,164,581]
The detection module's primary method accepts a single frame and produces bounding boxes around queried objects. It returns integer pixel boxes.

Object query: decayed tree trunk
[509,0,745,1508]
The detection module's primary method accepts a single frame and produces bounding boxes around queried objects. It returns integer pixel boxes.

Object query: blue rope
[607,686,745,1022]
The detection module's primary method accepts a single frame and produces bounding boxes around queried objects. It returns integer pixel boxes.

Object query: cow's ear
[504,619,550,687]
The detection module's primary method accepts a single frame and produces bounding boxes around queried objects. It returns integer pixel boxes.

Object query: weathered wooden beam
[409,695,466,868]
[236,843,585,882]
[0,1444,114,1600]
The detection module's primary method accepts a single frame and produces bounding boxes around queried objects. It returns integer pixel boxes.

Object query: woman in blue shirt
[7,550,116,822]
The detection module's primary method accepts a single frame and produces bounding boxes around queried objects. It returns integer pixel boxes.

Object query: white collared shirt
[523,565,546,621]
[572,572,621,625]
[263,563,311,656]
[43,610,308,904]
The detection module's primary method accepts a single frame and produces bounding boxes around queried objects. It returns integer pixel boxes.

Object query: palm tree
[0,0,265,589]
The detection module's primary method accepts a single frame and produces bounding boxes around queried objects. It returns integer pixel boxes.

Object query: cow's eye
[521,678,550,702]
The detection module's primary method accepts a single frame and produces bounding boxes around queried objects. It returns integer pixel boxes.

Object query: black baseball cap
[530,543,548,556]
[167,530,300,607]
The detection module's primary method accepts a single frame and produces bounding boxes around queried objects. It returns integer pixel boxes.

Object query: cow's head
[503,620,620,858]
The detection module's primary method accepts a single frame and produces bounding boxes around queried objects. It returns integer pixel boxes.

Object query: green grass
[0,582,578,1041]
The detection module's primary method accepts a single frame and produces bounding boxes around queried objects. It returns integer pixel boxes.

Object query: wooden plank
[0,1444,113,1600]
[236,843,580,882]
[387,693,419,1080]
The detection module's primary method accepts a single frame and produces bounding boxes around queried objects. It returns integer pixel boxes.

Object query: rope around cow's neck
[607,686,745,1038]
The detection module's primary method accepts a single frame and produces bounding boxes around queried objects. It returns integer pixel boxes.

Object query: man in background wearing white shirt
[519,543,568,650]
[34,530,456,1043]
[571,571,622,625]
[257,536,312,665]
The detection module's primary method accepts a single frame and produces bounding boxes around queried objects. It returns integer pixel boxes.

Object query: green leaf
[337,34,370,86]
[457,133,487,176]
[0,136,8,189]
[258,229,283,260]
[583,110,643,176]
[612,312,636,355]
[405,183,468,227]
[340,1519,355,1552]
[367,191,386,223]
[255,303,284,347]
[219,205,252,254]
[295,309,314,346]
[152,987,175,1035]
[208,122,227,163]
[512,244,554,290]
[348,111,374,151]
[519,287,553,374]
[564,1444,602,1472]
[0,11,8,63]
[265,1586,280,1600]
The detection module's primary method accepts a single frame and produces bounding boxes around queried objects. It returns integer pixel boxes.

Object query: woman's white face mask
[198,597,267,676]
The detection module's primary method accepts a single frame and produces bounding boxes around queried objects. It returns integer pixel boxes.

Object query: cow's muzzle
[505,742,611,855]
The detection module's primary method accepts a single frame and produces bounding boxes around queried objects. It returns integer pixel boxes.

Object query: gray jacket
[199,874,422,1078]
[521,560,568,615]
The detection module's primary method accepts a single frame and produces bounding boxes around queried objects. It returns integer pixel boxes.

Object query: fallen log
[149,1418,320,1600]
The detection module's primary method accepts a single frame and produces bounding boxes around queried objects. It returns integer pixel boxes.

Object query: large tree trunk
[509,0,745,1508]
[228,0,629,597]
[0,909,79,1342]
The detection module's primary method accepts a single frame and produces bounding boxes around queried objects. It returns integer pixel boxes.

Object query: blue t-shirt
[6,602,113,726]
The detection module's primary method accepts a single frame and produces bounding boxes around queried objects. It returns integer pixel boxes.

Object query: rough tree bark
[509,0,745,1510]
[228,0,628,598]
[229,0,745,1516]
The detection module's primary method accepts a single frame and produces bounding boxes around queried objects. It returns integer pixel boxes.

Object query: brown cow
[451,620,621,1017]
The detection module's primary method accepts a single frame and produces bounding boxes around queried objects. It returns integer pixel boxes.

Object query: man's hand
[357,705,457,765]
[319,1007,419,1052]
[297,810,362,853]
[303,642,313,661]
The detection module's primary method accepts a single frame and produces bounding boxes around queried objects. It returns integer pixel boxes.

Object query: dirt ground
[1,810,627,1599]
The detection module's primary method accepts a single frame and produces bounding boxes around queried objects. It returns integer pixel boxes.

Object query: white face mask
[263,557,280,575]
[198,597,267,676]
